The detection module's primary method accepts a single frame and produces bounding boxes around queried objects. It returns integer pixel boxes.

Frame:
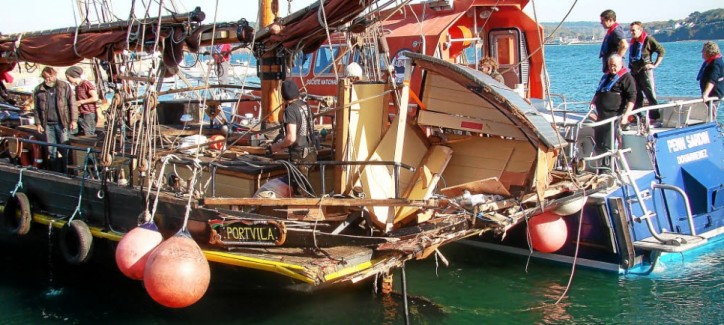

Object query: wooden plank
[203,197,434,207]
[334,79,352,194]
[340,83,387,194]
[417,110,525,139]
[394,145,454,225]
[439,177,511,198]
[360,118,428,228]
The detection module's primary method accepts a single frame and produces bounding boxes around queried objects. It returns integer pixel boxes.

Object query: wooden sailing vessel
[0,0,607,307]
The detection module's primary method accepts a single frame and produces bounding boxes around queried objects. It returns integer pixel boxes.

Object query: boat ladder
[615,149,707,253]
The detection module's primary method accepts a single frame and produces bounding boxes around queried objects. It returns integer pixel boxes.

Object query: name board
[209,219,286,247]
[665,130,711,165]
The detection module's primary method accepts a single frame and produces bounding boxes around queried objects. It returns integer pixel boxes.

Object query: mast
[260,0,282,126]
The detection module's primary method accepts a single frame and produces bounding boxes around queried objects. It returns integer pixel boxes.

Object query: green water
[1,233,722,324]
[2,41,723,324]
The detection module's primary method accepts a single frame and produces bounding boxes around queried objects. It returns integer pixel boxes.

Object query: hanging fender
[60,219,93,265]
[2,192,32,235]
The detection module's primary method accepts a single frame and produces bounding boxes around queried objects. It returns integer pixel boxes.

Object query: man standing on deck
[698,41,724,101]
[33,67,77,171]
[212,43,232,85]
[599,10,628,73]
[590,55,636,168]
[629,21,665,125]
[65,66,99,136]
[270,80,317,191]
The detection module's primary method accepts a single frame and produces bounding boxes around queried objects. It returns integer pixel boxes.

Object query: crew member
[65,66,99,136]
[590,55,636,163]
[629,21,665,124]
[479,56,505,84]
[599,9,628,73]
[33,67,78,171]
[0,70,15,105]
[698,41,724,104]
[270,80,317,180]
[212,43,232,85]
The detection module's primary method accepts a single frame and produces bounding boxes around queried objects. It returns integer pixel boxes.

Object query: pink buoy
[528,213,568,253]
[143,232,210,308]
[115,223,163,280]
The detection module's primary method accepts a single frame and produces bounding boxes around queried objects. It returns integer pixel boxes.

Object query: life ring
[59,219,93,264]
[2,192,32,235]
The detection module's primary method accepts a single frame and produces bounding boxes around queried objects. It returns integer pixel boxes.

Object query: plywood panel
[360,117,428,228]
[394,145,453,225]
[441,135,536,191]
[339,83,388,192]
[418,110,525,139]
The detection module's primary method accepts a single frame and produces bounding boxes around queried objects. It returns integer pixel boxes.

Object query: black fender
[3,192,32,235]
[60,219,93,265]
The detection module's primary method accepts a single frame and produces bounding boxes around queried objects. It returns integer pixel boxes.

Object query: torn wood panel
[394,145,454,225]
[360,116,429,229]
[440,177,511,198]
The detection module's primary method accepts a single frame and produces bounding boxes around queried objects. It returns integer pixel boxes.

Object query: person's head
[41,67,58,87]
[630,21,644,38]
[607,54,624,74]
[479,56,499,75]
[281,79,300,102]
[702,41,720,60]
[64,66,84,86]
[345,62,363,80]
[599,9,616,29]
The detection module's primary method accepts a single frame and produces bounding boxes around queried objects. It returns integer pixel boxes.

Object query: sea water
[1,41,722,324]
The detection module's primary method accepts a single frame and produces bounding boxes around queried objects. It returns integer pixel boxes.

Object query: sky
[0,0,721,34]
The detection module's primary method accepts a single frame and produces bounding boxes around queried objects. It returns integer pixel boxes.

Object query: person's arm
[34,90,44,133]
[646,38,665,70]
[620,76,637,124]
[617,39,629,57]
[67,86,78,131]
[271,123,297,153]
[703,61,723,101]
[77,86,99,106]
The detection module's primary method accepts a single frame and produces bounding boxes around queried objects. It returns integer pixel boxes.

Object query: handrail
[651,183,697,236]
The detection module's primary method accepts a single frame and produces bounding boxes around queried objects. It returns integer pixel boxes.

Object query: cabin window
[291,51,311,76]
[314,46,350,75]
[488,28,529,88]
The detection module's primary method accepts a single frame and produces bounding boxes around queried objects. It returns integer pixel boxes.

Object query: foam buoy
[208,135,225,150]
[115,223,163,280]
[528,213,567,253]
[143,232,210,308]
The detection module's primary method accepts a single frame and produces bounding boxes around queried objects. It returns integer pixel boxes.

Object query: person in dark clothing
[1,71,16,105]
[698,41,724,102]
[629,21,665,123]
[65,66,99,136]
[270,80,317,180]
[590,54,637,158]
[33,67,77,169]
[599,9,628,73]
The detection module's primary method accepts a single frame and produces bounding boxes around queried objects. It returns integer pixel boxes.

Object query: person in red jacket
[65,66,99,136]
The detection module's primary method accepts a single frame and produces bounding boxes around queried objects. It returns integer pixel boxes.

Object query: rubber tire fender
[3,192,32,235]
[60,219,93,265]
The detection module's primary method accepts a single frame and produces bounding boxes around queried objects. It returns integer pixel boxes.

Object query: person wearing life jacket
[65,66,99,136]
[698,41,724,105]
[33,67,78,171]
[598,9,628,73]
[590,54,637,160]
[270,80,318,183]
[629,21,665,124]
[212,44,232,85]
